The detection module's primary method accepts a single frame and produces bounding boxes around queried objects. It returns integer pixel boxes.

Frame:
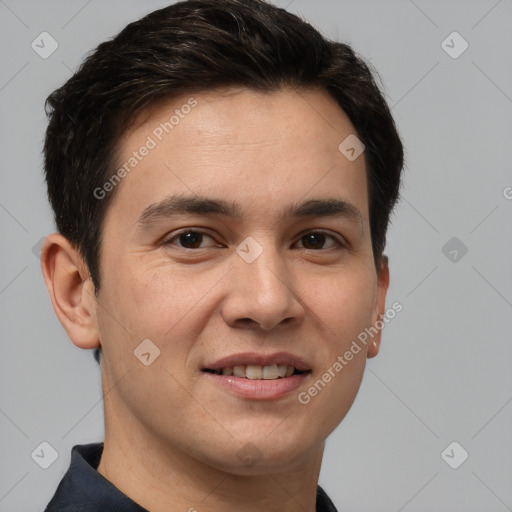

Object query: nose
[221,243,305,331]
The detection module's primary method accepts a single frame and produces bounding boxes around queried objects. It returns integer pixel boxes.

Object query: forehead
[108,87,368,224]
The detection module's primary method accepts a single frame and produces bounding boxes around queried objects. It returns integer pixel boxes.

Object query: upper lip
[203,352,311,372]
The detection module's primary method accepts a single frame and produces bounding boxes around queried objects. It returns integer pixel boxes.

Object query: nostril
[236,318,260,327]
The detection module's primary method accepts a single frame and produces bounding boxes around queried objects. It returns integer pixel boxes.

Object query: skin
[41,87,389,512]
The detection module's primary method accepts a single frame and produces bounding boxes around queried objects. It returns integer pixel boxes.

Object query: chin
[196,430,320,476]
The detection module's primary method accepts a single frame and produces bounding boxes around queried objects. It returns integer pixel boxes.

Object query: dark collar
[45,443,338,512]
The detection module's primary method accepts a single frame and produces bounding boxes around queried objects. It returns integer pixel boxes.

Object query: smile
[201,352,312,400]
[202,364,308,380]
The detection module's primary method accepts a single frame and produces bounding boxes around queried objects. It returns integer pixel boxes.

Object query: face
[92,87,388,474]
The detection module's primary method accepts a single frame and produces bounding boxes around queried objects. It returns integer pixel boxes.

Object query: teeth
[233,365,245,377]
[262,365,279,380]
[246,365,262,379]
[214,364,298,380]
[278,364,287,378]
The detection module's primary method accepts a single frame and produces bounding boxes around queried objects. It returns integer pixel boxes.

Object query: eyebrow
[136,194,363,229]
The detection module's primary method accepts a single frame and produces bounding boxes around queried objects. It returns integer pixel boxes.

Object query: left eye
[295,232,342,250]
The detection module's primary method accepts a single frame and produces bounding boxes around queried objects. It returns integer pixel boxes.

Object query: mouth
[202,364,309,380]
[201,352,312,400]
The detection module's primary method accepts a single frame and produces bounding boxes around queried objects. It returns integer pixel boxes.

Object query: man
[41,0,403,510]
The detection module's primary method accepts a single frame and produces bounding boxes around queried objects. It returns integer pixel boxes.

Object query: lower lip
[203,372,309,400]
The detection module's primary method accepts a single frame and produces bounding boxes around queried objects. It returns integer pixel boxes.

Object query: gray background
[1,0,511,510]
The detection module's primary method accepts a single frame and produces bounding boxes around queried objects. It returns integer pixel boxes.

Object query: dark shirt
[45,443,338,512]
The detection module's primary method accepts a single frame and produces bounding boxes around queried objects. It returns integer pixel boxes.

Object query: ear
[40,233,100,350]
[367,255,390,358]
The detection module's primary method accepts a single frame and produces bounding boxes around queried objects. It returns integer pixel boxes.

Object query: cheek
[98,255,227,356]
[101,256,182,331]
[305,267,377,351]
[296,275,375,437]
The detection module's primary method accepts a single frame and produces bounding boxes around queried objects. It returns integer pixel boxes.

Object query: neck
[97,395,324,512]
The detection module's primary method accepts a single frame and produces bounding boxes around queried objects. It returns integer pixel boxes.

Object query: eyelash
[163,229,346,250]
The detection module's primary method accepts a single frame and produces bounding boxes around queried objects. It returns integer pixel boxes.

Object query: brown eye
[302,233,326,249]
[165,230,218,249]
[178,231,203,248]
[296,232,343,250]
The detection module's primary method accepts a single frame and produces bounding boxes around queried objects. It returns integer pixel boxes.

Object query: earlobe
[367,255,390,359]
[40,233,100,350]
